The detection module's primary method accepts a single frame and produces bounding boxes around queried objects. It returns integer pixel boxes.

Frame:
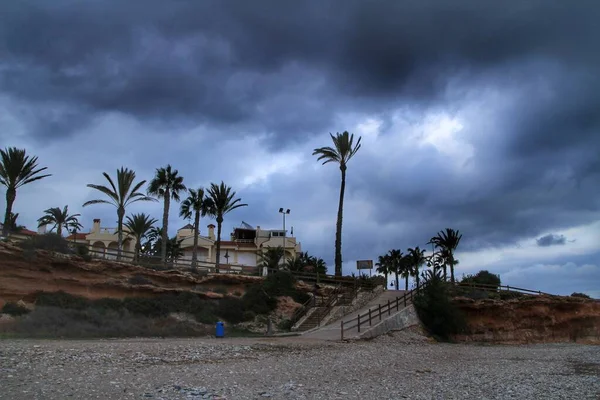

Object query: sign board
[356,260,373,270]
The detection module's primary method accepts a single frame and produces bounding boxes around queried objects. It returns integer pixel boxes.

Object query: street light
[278,208,290,266]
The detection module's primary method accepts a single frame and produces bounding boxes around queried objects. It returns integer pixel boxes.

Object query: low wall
[357,304,420,340]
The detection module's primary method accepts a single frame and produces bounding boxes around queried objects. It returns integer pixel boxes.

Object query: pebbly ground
[0,331,598,400]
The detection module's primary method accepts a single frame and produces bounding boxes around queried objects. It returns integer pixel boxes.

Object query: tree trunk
[161,191,170,263]
[3,188,16,237]
[415,266,420,288]
[405,275,409,291]
[134,239,141,263]
[450,254,455,284]
[214,216,223,274]
[57,222,63,237]
[384,273,388,290]
[334,166,347,276]
[443,264,448,281]
[117,207,124,261]
[191,209,200,270]
[395,272,399,291]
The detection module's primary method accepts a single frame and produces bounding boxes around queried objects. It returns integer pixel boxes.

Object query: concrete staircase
[294,286,358,332]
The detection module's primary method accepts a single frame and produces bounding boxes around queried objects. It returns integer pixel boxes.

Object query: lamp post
[278,208,290,266]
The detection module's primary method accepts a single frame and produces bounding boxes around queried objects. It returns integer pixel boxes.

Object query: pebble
[0,335,598,399]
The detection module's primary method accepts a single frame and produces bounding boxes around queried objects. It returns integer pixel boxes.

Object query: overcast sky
[1,0,599,297]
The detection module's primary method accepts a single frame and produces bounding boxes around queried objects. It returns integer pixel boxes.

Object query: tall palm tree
[407,246,427,288]
[390,249,406,290]
[179,187,215,269]
[37,205,83,237]
[312,131,361,276]
[207,181,247,273]
[430,228,463,283]
[400,254,412,291]
[0,147,51,236]
[124,213,158,262]
[147,165,186,263]
[376,254,391,290]
[83,167,155,260]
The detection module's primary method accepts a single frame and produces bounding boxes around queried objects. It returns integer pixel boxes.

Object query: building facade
[176,221,302,268]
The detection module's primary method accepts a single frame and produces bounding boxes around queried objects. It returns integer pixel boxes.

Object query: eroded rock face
[0,241,263,306]
[453,295,600,344]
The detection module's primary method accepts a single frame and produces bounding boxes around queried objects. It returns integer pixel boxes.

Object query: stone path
[302,289,408,341]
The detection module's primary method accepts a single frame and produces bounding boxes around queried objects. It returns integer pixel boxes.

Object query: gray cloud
[1,0,600,293]
[536,234,567,247]
[2,0,600,145]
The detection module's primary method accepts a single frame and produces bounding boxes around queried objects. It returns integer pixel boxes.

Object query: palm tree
[430,228,463,283]
[83,167,155,260]
[407,246,427,288]
[1,147,51,236]
[388,249,403,290]
[312,131,362,276]
[37,206,83,236]
[124,213,157,262]
[400,254,412,291]
[258,247,284,271]
[147,165,186,263]
[207,181,248,273]
[7,212,25,233]
[376,254,391,290]
[179,187,215,269]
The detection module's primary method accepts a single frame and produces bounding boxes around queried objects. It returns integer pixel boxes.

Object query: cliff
[0,241,322,307]
[453,295,600,344]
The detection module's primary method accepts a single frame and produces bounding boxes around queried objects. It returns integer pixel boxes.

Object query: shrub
[413,270,466,341]
[74,244,92,261]
[217,298,246,323]
[18,233,71,254]
[461,270,501,288]
[35,291,91,310]
[571,292,591,299]
[242,285,278,315]
[213,286,228,295]
[277,318,293,331]
[10,306,211,338]
[2,302,31,316]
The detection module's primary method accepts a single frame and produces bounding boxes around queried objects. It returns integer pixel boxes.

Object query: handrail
[453,282,554,296]
[341,282,427,340]
[290,295,315,326]
[341,281,559,340]
[315,285,346,326]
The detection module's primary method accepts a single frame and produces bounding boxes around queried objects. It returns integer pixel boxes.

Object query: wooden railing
[340,281,557,340]
[341,282,426,340]
[453,282,553,296]
[85,247,257,275]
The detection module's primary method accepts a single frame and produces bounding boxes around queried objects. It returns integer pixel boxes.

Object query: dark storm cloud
[2,0,599,145]
[536,234,567,247]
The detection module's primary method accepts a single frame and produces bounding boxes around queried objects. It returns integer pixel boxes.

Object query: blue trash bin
[215,321,224,338]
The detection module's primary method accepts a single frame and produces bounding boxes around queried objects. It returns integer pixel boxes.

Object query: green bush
[461,270,501,288]
[571,292,591,299]
[74,244,92,261]
[2,302,31,316]
[18,233,72,254]
[9,306,211,338]
[413,270,466,341]
[242,285,278,315]
[217,298,246,324]
[277,318,293,331]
